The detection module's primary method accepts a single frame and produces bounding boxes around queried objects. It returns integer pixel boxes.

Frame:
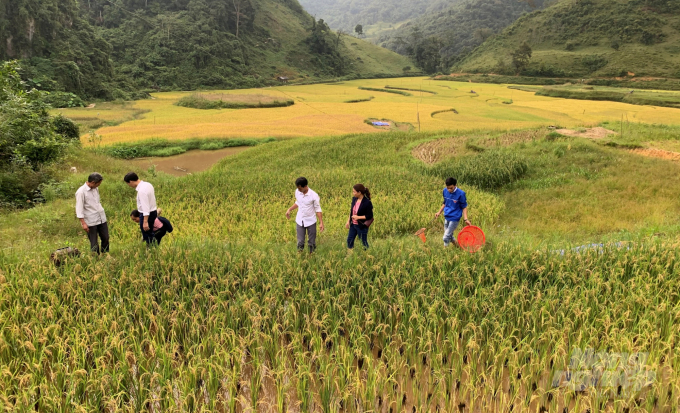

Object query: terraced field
[54,77,680,145]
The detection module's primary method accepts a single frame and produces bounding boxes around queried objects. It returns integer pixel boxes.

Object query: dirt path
[629,147,680,161]
[556,127,680,161]
[555,127,617,139]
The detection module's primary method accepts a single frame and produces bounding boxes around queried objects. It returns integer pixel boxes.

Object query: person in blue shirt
[434,177,471,247]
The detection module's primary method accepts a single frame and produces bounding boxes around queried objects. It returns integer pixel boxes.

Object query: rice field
[62,77,680,145]
[3,126,680,412]
[7,82,680,411]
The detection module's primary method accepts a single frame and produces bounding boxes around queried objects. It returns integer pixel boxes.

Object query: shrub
[52,115,80,143]
[425,150,529,190]
[102,137,275,159]
[0,168,50,207]
[581,55,608,73]
[199,142,226,151]
[41,91,85,108]
[176,94,294,109]
[147,147,186,157]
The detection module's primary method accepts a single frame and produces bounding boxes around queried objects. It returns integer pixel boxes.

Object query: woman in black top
[345,184,374,249]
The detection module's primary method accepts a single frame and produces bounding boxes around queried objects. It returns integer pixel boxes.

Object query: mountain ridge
[454,0,680,78]
[0,0,411,101]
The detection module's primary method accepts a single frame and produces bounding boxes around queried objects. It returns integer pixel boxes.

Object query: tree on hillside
[413,36,443,74]
[511,42,532,74]
[232,0,250,38]
[355,24,363,36]
[336,30,347,47]
[474,28,494,43]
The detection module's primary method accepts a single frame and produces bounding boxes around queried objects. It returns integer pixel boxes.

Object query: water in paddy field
[132,147,250,177]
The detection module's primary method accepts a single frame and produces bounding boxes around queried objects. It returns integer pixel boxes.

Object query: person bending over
[130,209,173,245]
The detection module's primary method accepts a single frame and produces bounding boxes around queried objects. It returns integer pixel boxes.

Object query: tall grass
[102,137,275,159]
[176,94,294,109]
[424,150,529,190]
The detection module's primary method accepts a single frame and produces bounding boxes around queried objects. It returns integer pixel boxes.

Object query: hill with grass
[378,0,550,65]
[0,0,412,101]
[455,0,680,78]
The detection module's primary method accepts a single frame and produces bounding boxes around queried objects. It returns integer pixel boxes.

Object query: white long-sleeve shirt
[295,188,322,227]
[136,181,157,216]
[75,183,107,227]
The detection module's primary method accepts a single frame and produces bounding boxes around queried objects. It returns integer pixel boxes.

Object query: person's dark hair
[130,210,140,218]
[295,177,308,188]
[124,172,139,183]
[88,173,103,184]
[353,183,371,200]
[445,177,457,186]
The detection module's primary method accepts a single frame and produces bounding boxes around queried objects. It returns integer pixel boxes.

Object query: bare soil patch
[412,137,465,164]
[555,127,617,139]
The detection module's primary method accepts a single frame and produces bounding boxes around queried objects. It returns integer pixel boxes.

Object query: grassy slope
[4,124,680,253]
[456,0,680,78]
[1,127,680,411]
[248,0,412,79]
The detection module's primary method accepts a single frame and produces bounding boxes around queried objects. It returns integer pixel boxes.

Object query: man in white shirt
[286,177,324,253]
[124,172,158,245]
[75,173,109,254]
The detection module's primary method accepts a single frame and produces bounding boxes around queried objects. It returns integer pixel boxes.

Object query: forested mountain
[297,0,549,74]
[0,0,411,101]
[0,0,122,99]
[455,0,680,78]
[379,0,550,66]
[297,0,454,32]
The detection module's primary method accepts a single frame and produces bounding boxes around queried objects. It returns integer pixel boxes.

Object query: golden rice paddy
[60,77,680,145]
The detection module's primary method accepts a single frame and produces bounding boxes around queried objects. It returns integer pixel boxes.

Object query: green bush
[199,142,226,151]
[148,147,186,157]
[41,91,85,108]
[52,115,80,142]
[425,150,529,190]
[102,137,276,159]
[176,95,294,110]
[0,168,51,208]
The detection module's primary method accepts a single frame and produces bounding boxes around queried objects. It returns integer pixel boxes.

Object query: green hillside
[378,0,549,65]
[297,0,454,32]
[0,0,411,101]
[455,0,680,78]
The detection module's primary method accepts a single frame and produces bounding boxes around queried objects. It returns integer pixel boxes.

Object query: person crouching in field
[286,177,325,253]
[130,209,173,245]
[346,184,374,249]
[435,177,470,247]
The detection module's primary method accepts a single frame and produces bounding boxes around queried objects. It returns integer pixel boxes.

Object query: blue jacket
[442,188,467,221]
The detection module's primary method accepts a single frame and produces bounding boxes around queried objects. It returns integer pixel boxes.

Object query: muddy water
[132,147,250,177]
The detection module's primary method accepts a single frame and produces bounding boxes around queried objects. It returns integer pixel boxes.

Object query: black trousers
[139,210,158,245]
[154,226,168,245]
[87,222,110,254]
